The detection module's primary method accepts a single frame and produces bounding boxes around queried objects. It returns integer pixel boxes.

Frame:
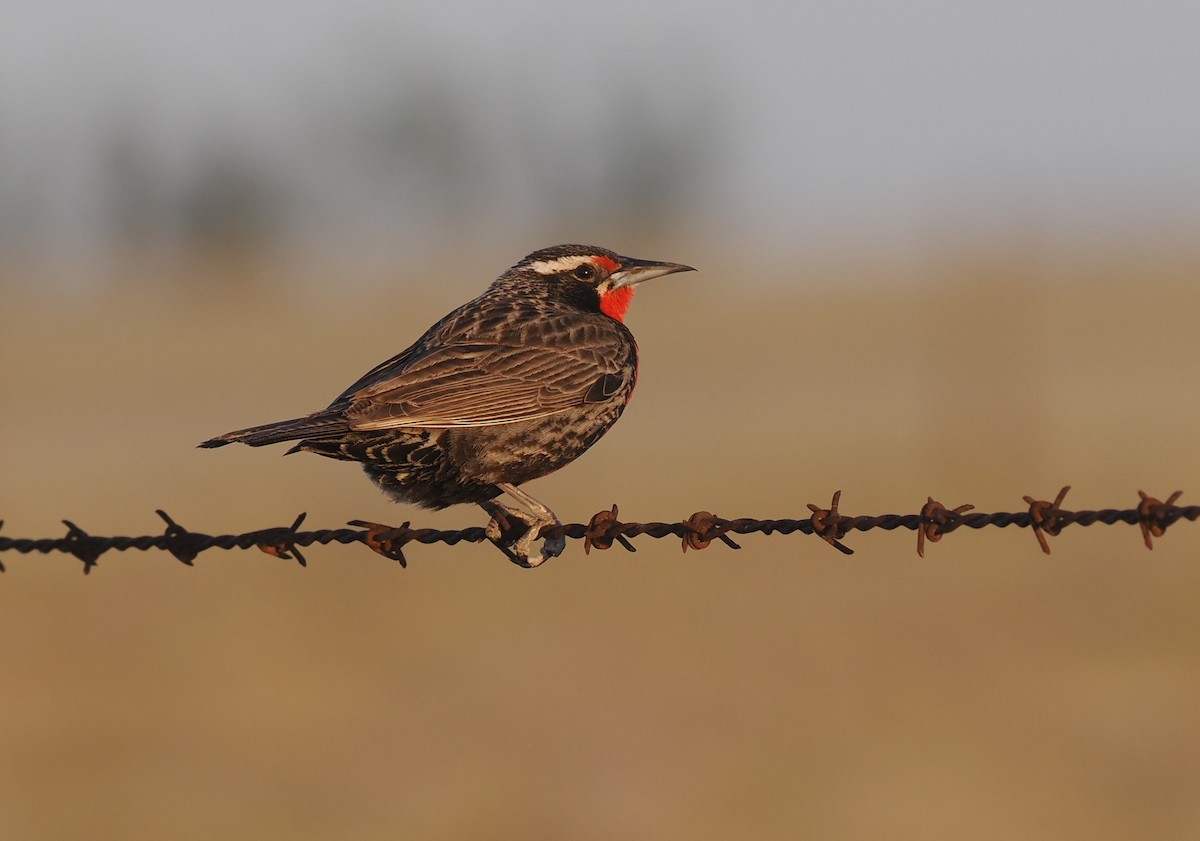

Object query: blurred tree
[178,145,285,255]
[365,79,480,226]
[515,72,726,243]
[103,113,165,252]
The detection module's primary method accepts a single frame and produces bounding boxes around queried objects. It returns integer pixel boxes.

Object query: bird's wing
[343,342,629,430]
[330,342,425,404]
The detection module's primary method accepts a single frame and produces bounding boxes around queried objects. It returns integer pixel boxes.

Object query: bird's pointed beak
[609,256,697,289]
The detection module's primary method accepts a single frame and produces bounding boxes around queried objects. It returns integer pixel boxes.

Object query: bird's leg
[478,484,565,567]
[500,483,566,565]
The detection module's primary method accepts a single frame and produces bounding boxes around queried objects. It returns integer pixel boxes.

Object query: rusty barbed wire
[1,487,1197,573]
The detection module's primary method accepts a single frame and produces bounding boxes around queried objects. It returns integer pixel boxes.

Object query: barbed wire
[1,487,1195,573]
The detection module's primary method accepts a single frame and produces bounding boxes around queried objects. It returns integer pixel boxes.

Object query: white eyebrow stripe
[528,255,592,275]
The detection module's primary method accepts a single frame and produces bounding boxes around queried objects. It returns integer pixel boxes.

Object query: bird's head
[515,244,695,322]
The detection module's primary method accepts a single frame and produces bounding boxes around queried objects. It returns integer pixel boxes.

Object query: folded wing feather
[344,343,626,430]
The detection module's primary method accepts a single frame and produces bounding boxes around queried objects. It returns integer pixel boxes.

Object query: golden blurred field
[3,246,1200,840]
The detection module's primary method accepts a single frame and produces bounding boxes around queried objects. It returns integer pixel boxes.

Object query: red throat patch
[599,285,635,322]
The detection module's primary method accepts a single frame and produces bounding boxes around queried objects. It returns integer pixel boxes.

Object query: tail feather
[199,412,348,449]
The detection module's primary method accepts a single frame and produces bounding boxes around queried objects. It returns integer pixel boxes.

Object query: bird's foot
[481,500,564,567]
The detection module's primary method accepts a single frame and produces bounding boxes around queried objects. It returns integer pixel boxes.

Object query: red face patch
[594,255,620,273]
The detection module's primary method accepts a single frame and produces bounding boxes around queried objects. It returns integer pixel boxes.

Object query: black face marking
[549,274,603,314]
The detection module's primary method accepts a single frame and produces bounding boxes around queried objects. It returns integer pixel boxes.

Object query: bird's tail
[199,411,348,449]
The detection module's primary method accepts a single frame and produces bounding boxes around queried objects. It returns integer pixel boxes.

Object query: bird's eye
[573,263,596,281]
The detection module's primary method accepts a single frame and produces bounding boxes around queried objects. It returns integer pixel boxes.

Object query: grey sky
[3,0,1198,267]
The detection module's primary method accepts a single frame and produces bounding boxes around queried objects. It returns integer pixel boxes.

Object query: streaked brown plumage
[200,244,694,565]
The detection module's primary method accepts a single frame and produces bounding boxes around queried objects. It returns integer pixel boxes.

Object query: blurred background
[3,1,1200,839]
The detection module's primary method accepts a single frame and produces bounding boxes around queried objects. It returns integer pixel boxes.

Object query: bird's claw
[482,506,564,567]
[484,516,506,543]
[540,532,567,562]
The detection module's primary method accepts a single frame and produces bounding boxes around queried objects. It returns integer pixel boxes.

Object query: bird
[200,244,695,566]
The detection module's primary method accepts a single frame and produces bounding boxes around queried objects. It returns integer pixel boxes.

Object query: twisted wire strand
[1,488,1194,573]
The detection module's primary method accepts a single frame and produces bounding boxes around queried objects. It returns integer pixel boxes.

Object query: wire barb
[2,488,1199,572]
[681,511,741,552]
[253,513,309,567]
[1023,486,1071,555]
[1136,490,1184,550]
[807,491,855,555]
[61,520,104,574]
[917,497,975,558]
[348,520,412,568]
[583,505,635,554]
[156,509,203,566]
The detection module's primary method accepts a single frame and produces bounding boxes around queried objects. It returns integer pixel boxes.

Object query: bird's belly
[352,400,626,508]
[353,429,497,508]
[447,402,627,487]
